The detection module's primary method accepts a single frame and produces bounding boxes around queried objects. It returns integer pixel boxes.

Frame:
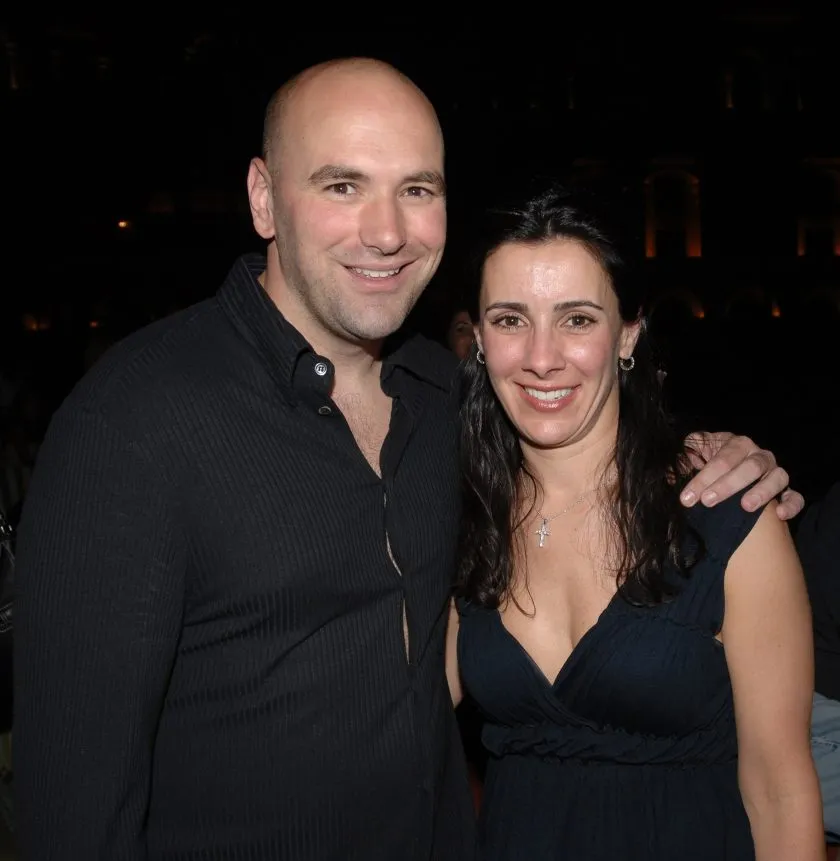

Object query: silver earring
[619,356,635,371]
[476,349,485,365]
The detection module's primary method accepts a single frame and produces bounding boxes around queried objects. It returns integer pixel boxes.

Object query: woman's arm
[723,506,825,861]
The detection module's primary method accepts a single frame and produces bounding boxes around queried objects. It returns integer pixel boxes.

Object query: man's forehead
[300,98,439,141]
[284,108,443,176]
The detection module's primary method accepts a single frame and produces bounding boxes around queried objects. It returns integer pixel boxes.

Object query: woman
[447,186,823,859]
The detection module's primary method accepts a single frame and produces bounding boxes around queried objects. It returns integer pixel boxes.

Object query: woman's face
[476,239,639,452]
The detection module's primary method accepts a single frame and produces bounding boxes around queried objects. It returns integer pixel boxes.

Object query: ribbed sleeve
[15,407,186,860]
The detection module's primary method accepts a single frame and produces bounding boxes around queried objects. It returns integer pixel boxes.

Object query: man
[14,57,800,860]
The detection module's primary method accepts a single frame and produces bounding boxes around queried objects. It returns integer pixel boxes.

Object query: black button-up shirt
[15,255,476,860]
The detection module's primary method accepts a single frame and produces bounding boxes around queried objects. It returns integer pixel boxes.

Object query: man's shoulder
[61,296,230,425]
[390,333,461,393]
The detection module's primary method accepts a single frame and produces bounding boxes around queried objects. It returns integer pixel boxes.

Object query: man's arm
[14,407,186,860]
[680,432,803,520]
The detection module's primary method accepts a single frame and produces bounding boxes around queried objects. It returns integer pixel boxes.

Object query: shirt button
[314,361,329,377]
[318,405,332,416]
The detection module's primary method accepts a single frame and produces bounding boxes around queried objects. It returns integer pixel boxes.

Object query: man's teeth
[351,267,400,278]
[524,387,574,401]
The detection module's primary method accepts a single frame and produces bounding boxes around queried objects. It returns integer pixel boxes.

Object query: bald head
[246,55,447,353]
[261,58,442,173]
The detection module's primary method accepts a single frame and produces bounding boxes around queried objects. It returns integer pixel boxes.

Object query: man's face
[253,71,447,347]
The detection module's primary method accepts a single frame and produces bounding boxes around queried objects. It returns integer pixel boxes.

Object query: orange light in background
[687,236,702,258]
[89,320,100,329]
[23,314,51,332]
[117,220,130,229]
[693,308,705,319]
[771,302,782,318]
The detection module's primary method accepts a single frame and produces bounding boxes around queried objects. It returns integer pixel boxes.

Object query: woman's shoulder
[683,478,767,566]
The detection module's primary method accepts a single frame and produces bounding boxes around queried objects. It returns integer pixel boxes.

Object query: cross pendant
[536,519,550,548]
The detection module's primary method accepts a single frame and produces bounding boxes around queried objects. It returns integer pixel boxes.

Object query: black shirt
[796,480,840,702]
[15,255,476,860]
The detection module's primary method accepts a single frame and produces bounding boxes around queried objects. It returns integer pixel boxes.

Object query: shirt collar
[217,252,458,400]
[217,253,310,403]
[381,331,458,394]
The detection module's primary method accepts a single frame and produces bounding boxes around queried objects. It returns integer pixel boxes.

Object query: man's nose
[359,196,407,256]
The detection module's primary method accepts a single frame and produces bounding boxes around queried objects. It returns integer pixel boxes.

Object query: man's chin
[341,321,405,345]
[341,302,420,344]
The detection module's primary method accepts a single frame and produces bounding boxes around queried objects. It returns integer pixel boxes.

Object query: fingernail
[681,490,696,505]
[743,494,759,511]
[701,491,718,505]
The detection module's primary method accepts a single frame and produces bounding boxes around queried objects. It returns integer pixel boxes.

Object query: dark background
[1,8,839,501]
[0,10,839,855]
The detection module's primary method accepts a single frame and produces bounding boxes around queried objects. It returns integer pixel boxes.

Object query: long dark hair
[456,183,702,609]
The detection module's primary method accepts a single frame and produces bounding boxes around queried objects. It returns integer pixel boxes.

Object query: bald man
[14,58,801,861]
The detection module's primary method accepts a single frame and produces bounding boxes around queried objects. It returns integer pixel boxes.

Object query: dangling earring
[619,356,635,371]
[476,349,486,365]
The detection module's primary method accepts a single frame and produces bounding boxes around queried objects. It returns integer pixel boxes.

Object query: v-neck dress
[457,495,764,860]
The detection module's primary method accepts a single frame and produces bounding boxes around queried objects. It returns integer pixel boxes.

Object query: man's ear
[247,158,276,240]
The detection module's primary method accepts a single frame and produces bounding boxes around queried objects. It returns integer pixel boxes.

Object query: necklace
[534,488,598,548]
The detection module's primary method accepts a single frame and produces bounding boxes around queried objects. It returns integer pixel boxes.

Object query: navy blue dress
[457,495,763,860]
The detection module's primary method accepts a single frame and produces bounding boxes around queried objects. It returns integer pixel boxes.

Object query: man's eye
[327,183,356,196]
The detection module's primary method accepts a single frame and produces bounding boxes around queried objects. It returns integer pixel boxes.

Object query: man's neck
[326,341,383,394]
[259,263,384,392]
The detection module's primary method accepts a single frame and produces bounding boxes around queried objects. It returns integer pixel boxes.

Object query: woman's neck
[520,422,617,511]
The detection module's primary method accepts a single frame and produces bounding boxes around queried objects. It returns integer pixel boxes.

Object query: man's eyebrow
[306,165,446,194]
[405,171,447,194]
[307,165,369,185]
